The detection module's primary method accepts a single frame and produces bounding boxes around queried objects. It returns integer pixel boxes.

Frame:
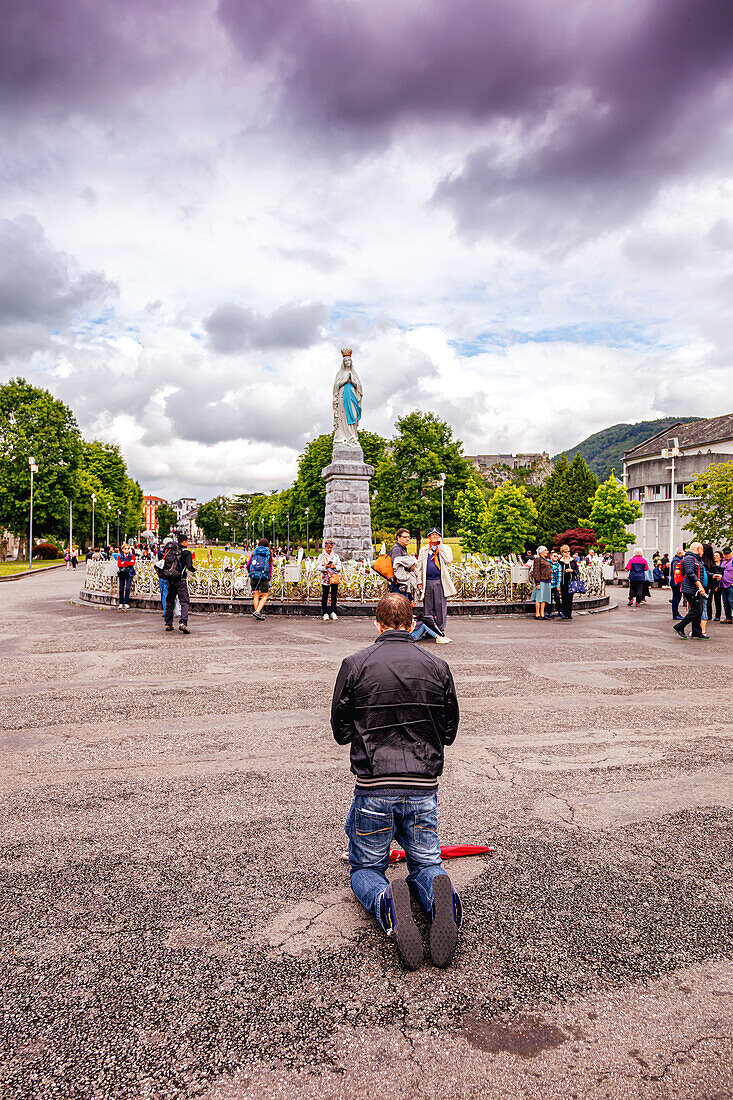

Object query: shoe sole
[390,879,423,971]
[429,874,458,968]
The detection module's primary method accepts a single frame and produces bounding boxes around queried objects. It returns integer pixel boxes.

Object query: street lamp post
[272,516,275,547]
[662,437,681,561]
[439,473,446,535]
[28,457,37,571]
[117,509,121,546]
[91,493,96,550]
[286,512,290,556]
[68,496,73,558]
[106,503,112,549]
[305,507,309,556]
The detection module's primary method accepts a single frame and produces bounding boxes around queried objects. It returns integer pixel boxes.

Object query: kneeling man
[331,592,462,970]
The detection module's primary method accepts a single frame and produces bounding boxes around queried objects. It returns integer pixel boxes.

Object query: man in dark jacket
[674,542,707,640]
[331,592,461,970]
[163,533,196,634]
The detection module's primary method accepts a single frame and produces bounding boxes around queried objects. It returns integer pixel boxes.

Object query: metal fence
[84,558,605,603]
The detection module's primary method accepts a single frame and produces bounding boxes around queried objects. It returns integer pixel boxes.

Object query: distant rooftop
[624,412,733,460]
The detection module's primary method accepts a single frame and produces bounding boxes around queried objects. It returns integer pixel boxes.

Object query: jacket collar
[373,630,414,646]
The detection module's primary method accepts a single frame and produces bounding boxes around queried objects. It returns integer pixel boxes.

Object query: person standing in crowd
[702,544,723,627]
[331,592,462,970]
[389,528,412,596]
[319,539,342,621]
[163,533,196,634]
[71,550,78,570]
[670,546,684,620]
[64,549,71,570]
[720,547,733,624]
[558,544,579,620]
[531,546,552,620]
[625,549,649,608]
[549,549,563,618]
[117,543,136,611]
[155,536,174,614]
[674,542,707,640]
[247,537,272,620]
[416,528,455,636]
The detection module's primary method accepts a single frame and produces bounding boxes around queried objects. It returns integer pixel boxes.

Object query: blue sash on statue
[342,381,360,426]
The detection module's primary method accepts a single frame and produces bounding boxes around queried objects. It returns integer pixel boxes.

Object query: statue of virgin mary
[333,348,363,446]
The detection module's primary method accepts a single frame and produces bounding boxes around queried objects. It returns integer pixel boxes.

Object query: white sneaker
[331,612,338,621]
[435,635,452,644]
[323,613,330,621]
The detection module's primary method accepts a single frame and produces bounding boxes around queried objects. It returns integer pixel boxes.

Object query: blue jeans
[118,570,134,604]
[671,582,681,617]
[158,576,168,610]
[722,586,733,621]
[411,621,439,642]
[345,791,449,929]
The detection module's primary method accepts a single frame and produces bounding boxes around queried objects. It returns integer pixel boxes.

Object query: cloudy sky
[2,0,733,500]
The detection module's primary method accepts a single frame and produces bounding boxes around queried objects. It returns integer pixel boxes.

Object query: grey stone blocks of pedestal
[321,442,374,561]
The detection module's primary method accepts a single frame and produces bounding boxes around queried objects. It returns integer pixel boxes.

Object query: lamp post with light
[28,456,38,571]
[117,509,121,547]
[305,507,309,557]
[91,493,96,550]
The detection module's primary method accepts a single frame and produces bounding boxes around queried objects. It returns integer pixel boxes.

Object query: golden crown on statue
[341,347,352,357]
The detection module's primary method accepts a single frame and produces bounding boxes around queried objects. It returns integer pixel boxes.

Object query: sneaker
[179,624,190,634]
[323,614,330,621]
[378,880,423,971]
[331,612,338,621]
[254,611,265,620]
[673,626,687,639]
[435,635,452,644]
[429,875,461,968]
[165,624,173,632]
[697,634,712,640]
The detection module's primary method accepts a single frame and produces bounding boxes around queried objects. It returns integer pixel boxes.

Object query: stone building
[623,413,733,559]
[467,452,552,487]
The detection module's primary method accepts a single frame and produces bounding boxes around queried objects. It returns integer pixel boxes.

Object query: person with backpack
[674,542,708,640]
[247,537,272,620]
[720,547,733,624]
[163,533,196,634]
[670,546,684,620]
[117,543,136,611]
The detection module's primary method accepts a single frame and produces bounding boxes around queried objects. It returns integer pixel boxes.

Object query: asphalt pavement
[1,570,732,1099]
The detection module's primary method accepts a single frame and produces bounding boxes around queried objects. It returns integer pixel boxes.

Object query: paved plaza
[2,569,732,1099]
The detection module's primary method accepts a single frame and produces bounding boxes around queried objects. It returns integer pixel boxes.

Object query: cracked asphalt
[2,570,732,1099]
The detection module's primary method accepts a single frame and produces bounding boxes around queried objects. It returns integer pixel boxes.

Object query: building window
[648,484,671,500]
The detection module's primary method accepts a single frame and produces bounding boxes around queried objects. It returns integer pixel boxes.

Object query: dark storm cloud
[0,0,200,121]
[218,0,733,243]
[163,385,323,447]
[203,301,327,354]
[0,216,116,327]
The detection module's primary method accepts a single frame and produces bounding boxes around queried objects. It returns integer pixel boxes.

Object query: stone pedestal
[322,443,374,561]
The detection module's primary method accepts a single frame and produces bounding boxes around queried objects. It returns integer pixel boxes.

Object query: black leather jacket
[331,631,459,790]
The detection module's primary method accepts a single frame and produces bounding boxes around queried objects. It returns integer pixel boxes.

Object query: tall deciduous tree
[484,483,538,555]
[679,462,733,545]
[582,476,641,552]
[372,411,474,548]
[196,496,233,542]
[455,481,490,553]
[155,503,178,539]
[0,378,82,547]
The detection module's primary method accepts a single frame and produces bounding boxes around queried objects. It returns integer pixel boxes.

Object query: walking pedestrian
[163,533,196,634]
[117,543,136,610]
[416,528,455,635]
[71,551,78,570]
[674,542,707,640]
[318,539,342,621]
[64,549,71,570]
[625,549,649,608]
[531,546,552,620]
[331,592,462,970]
[720,547,733,624]
[670,546,684,619]
[247,537,272,620]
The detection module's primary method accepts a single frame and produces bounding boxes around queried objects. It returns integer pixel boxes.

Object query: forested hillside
[555,417,702,480]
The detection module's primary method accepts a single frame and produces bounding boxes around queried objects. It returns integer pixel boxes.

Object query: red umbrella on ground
[341,844,493,863]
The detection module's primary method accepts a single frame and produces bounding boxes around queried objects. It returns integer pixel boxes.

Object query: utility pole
[28,457,37,571]
[92,494,96,550]
[305,507,309,556]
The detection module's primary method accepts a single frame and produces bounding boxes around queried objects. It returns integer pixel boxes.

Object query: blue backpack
[248,546,271,581]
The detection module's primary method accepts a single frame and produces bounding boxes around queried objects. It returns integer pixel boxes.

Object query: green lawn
[0,560,65,576]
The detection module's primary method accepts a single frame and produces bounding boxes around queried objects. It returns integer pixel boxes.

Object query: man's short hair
[395,527,410,539]
[376,592,413,631]
[177,532,188,543]
[723,547,732,555]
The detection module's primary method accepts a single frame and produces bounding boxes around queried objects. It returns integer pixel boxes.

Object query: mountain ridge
[554,417,703,481]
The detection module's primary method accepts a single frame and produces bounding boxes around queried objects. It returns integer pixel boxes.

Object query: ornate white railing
[83,558,604,603]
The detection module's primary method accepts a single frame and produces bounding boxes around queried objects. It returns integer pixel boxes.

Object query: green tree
[535,453,597,545]
[372,411,475,548]
[564,452,598,523]
[0,378,82,549]
[582,475,641,551]
[679,461,733,545]
[155,503,178,539]
[455,481,490,553]
[484,483,538,555]
[196,496,233,542]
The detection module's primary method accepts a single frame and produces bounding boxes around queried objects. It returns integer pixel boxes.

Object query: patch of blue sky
[70,309,116,337]
[450,320,671,356]
[190,331,203,340]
